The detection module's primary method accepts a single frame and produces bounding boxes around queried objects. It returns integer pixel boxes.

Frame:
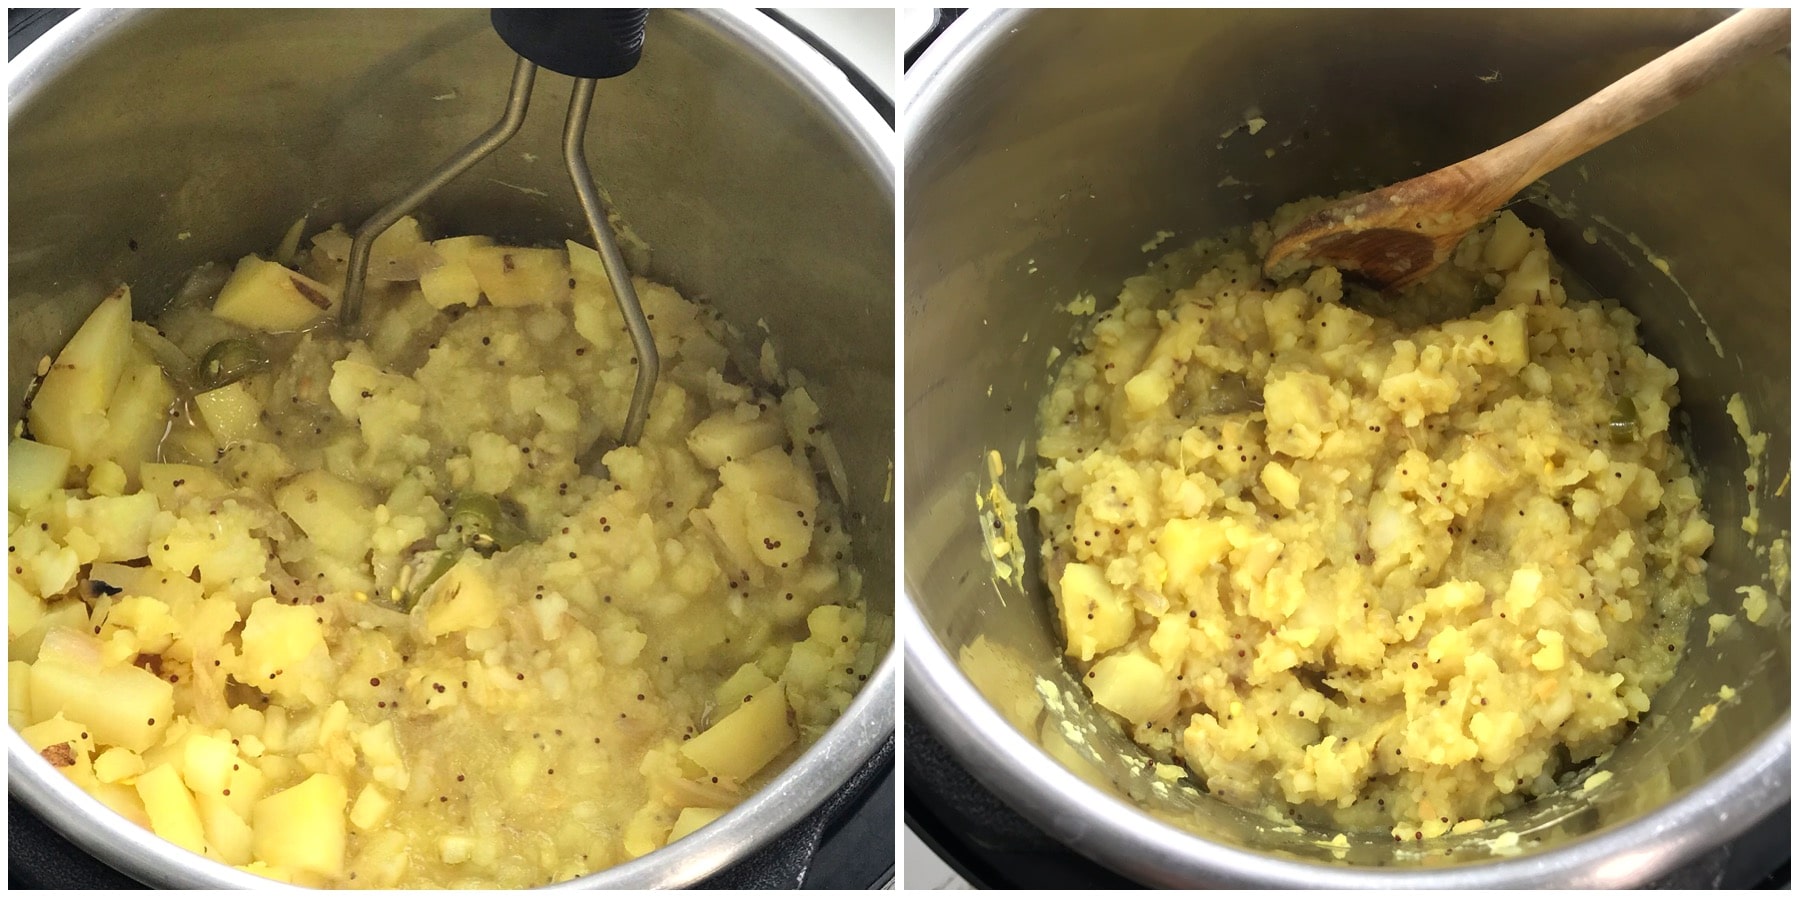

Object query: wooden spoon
[1264,8,1791,291]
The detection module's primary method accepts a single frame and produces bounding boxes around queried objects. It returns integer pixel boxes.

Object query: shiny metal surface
[564,75,660,449]
[9,7,893,889]
[343,56,661,449]
[342,58,539,327]
[903,8,1788,889]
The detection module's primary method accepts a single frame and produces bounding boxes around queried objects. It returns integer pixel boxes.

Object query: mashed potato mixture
[9,218,874,887]
[1031,208,1714,840]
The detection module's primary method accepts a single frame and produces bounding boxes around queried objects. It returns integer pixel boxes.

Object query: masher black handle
[490,8,649,79]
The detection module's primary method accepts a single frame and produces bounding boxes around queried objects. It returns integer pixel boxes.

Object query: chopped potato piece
[238,597,326,697]
[31,628,173,753]
[136,763,209,856]
[138,462,230,502]
[28,288,134,466]
[419,558,500,640]
[10,577,47,649]
[252,773,348,878]
[418,235,493,310]
[681,682,796,782]
[180,731,240,795]
[97,354,177,477]
[348,784,393,831]
[1088,651,1177,724]
[465,246,570,308]
[212,255,338,331]
[197,793,256,866]
[10,438,71,511]
[94,747,147,784]
[62,491,159,562]
[8,660,32,730]
[687,410,785,470]
[1159,518,1230,589]
[273,470,375,561]
[714,663,776,716]
[192,381,266,446]
[1057,563,1134,661]
[668,807,726,843]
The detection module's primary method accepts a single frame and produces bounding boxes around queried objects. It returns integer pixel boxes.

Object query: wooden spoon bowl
[1264,8,1791,291]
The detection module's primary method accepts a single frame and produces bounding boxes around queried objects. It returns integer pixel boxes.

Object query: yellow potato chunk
[420,559,501,640]
[1159,518,1230,589]
[222,757,269,821]
[566,240,621,352]
[1262,371,1338,459]
[94,747,146,784]
[1259,462,1302,511]
[138,462,229,503]
[238,597,326,691]
[10,438,71,511]
[681,682,796,782]
[1088,651,1177,724]
[11,601,87,666]
[1482,210,1533,270]
[197,793,256,865]
[180,731,240,796]
[687,409,785,470]
[252,772,348,878]
[9,660,33,729]
[1124,366,1174,413]
[31,629,173,753]
[418,235,493,310]
[20,713,90,766]
[714,662,776,716]
[465,246,571,308]
[348,784,393,831]
[1488,308,1529,373]
[92,781,153,830]
[62,491,159,562]
[746,493,814,567]
[192,381,266,446]
[273,470,375,561]
[10,578,47,651]
[1057,563,1134,661]
[136,763,209,855]
[28,288,134,465]
[668,807,726,843]
[212,255,338,332]
[98,355,177,477]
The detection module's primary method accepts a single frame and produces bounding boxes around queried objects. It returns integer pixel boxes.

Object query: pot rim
[901,6,1789,889]
[8,6,895,890]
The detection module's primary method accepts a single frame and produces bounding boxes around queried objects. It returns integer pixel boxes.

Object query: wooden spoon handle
[1477,8,1790,202]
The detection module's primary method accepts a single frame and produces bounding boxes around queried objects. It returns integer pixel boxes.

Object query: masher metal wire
[338,57,658,447]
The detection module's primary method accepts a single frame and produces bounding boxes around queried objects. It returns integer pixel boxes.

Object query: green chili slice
[1609,396,1638,444]
[195,338,269,391]
[406,549,461,610]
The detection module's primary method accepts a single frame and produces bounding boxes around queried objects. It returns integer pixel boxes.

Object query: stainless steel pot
[8,8,894,888]
[903,8,1788,888]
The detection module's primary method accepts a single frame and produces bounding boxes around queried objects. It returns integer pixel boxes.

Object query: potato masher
[339,9,658,447]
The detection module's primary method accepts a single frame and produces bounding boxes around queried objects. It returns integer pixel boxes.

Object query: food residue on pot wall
[976,449,1025,591]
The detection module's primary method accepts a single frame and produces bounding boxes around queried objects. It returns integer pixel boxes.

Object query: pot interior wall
[905,8,1788,875]
[10,9,893,615]
[9,7,892,888]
